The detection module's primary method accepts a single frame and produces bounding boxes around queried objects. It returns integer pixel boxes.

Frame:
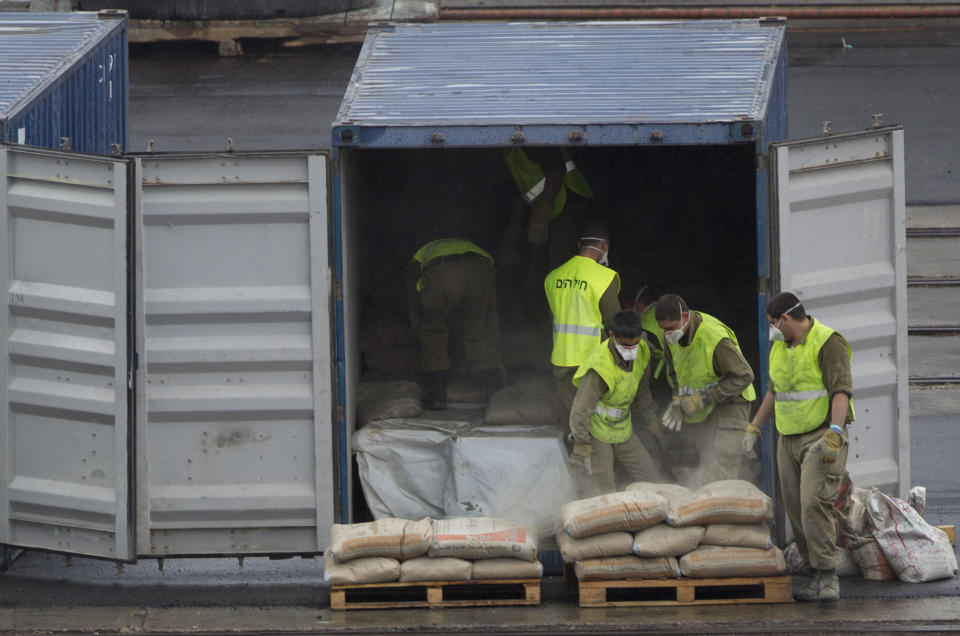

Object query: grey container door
[0,145,133,560]
[133,152,334,556]
[771,127,909,497]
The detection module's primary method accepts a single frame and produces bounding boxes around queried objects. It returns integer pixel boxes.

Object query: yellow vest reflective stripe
[504,148,594,220]
[412,239,493,292]
[573,339,650,444]
[667,312,757,424]
[545,255,620,367]
[770,319,853,435]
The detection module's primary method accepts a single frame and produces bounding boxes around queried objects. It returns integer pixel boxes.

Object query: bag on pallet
[323,554,400,585]
[701,521,773,550]
[560,491,668,539]
[329,518,433,562]
[485,377,559,426]
[625,482,691,511]
[556,528,634,564]
[678,545,785,578]
[399,556,472,583]
[866,488,959,583]
[471,558,544,580]
[575,555,681,581]
[357,381,421,427]
[429,517,539,562]
[631,523,705,558]
[666,480,772,527]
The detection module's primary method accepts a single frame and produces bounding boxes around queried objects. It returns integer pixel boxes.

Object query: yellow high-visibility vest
[573,338,650,444]
[545,255,619,367]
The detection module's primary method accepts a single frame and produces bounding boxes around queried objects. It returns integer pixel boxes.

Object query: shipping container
[0,19,908,563]
[0,11,128,156]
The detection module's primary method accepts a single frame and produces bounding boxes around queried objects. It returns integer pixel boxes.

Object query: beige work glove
[817,427,844,464]
[567,441,593,476]
[742,424,762,459]
[677,390,710,416]
[527,197,552,246]
[661,398,684,433]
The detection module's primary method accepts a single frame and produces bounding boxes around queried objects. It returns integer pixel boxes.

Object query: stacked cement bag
[666,480,784,578]
[324,517,542,585]
[485,376,559,426]
[356,381,421,427]
[557,490,682,580]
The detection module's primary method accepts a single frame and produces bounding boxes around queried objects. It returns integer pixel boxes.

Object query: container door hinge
[330,158,339,176]
[333,281,342,300]
[336,404,345,423]
[757,153,767,171]
[759,277,770,294]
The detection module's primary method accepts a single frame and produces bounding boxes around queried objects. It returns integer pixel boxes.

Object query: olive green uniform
[773,325,854,571]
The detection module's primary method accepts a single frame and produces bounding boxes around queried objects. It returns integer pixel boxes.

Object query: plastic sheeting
[353,413,575,538]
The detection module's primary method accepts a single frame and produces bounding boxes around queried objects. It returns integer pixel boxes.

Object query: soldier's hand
[819,427,844,464]
[661,399,684,433]
[567,442,593,476]
[678,390,710,416]
[527,198,552,246]
[742,424,762,459]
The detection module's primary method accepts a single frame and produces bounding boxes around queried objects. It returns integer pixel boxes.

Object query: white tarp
[353,415,575,538]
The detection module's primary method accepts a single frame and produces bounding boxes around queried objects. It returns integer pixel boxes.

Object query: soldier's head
[767,291,807,342]
[631,284,657,315]
[609,310,644,359]
[577,221,610,264]
[655,293,690,344]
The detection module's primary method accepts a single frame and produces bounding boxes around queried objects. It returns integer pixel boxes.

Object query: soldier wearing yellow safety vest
[544,223,620,421]
[567,310,664,496]
[656,294,757,487]
[407,238,503,410]
[747,292,854,603]
[631,284,668,385]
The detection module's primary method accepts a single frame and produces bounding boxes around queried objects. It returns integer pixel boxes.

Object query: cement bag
[560,491,668,539]
[632,524,705,557]
[837,547,861,577]
[556,529,634,563]
[847,535,896,581]
[329,518,433,562]
[357,381,421,427]
[485,378,558,426]
[575,555,681,581]
[866,489,959,583]
[679,546,785,578]
[667,480,772,527]
[472,558,544,580]
[399,556,472,583]
[701,522,773,550]
[626,482,691,511]
[429,517,539,562]
[323,555,400,585]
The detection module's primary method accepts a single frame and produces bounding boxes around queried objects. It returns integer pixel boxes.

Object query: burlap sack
[323,555,400,585]
[701,522,773,550]
[429,518,539,562]
[575,555,681,581]
[678,546,785,578]
[666,480,773,527]
[399,556,472,582]
[329,518,433,562]
[485,378,558,426]
[357,381,421,427]
[632,523,705,557]
[560,491,668,539]
[471,558,544,580]
[556,528,634,563]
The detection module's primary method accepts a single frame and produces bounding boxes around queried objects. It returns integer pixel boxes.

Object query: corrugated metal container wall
[0,11,128,156]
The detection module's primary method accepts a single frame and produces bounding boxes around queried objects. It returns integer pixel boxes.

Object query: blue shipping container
[0,11,128,156]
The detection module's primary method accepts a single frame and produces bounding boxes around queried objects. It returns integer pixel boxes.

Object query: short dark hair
[654,293,688,321]
[578,220,610,248]
[611,310,644,339]
[768,292,806,320]
[632,284,657,307]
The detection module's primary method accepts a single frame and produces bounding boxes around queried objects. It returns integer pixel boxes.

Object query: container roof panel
[0,12,122,117]
[336,20,785,127]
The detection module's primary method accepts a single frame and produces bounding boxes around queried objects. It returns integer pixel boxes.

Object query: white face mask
[580,237,608,266]
[614,342,638,361]
[663,303,688,345]
[769,301,802,342]
[599,249,609,266]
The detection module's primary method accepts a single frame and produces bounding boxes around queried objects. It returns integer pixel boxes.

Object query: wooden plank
[329,578,541,610]
[577,575,794,607]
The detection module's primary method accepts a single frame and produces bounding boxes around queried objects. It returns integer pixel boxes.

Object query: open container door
[0,145,133,560]
[771,126,909,498]
[133,152,335,556]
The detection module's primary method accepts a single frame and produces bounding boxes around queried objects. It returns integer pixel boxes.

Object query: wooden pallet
[578,575,793,607]
[330,578,540,610]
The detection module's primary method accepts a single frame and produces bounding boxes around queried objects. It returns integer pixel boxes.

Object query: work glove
[527,197,552,246]
[742,424,762,459]
[661,398,684,433]
[678,390,710,416]
[818,427,844,464]
[567,442,593,476]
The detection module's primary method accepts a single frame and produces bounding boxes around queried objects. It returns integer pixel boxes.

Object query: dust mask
[614,342,638,361]
[580,237,608,266]
[664,303,687,345]
[769,301,802,342]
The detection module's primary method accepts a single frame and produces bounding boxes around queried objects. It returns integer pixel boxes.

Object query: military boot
[794,569,839,602]
[421,371,447,410]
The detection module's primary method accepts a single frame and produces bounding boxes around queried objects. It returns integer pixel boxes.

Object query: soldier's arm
[707,338,755,405]
[569,370,607,444]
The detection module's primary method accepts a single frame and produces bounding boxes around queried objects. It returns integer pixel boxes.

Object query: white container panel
[773,128,909,497]
[134,153,334,556]
[0,145,131,559]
